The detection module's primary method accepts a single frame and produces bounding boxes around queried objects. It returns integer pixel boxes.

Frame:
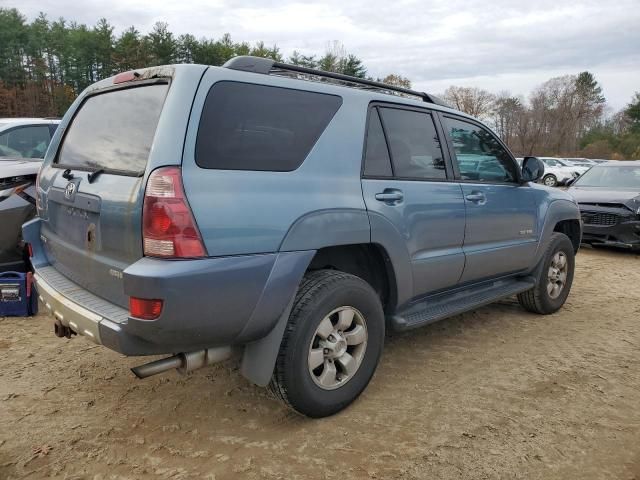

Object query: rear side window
[363,109,392,177]
[378,108,446,180]
[196,82,342,171]
[57,84,169,174]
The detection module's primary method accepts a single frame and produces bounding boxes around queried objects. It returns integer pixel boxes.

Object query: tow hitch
[53,319,76,339]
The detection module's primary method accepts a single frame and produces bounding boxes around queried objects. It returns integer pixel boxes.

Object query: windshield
[543,158,567,167]
[574,165,640,189]
[57,84,168,174]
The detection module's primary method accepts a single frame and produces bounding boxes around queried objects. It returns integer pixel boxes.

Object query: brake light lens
[129,297,163,320]
[142,167,207,258]
[113,71,138,84]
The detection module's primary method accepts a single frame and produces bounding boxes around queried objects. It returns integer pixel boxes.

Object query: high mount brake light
[113,71,139,84]
[142,167,207,258]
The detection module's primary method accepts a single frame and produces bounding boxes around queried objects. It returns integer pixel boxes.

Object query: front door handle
[375,189,404,204]
[465,192,486,204]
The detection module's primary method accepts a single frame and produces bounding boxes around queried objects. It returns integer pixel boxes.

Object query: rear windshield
[196,82,342,171]
[57,84,168,174]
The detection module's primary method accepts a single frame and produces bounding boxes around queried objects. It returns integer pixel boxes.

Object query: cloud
[13,0,640,109]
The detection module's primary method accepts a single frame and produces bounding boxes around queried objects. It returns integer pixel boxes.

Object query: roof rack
[222,56,447,107]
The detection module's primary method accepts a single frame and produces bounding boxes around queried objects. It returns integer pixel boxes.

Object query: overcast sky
[11,0,640,110]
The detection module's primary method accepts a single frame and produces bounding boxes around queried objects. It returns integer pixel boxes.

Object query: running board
[390,277,535,331]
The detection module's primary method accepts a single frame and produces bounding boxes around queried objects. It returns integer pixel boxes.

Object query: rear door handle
[465,192,486,203]
[375,189,404,204]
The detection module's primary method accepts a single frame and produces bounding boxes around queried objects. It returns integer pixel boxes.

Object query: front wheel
[518,232,575,314]
[542,174,558,187]
[270,270,385,417]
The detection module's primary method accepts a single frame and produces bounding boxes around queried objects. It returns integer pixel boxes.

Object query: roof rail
[222,56,447,106]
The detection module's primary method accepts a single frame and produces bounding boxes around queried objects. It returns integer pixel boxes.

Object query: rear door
[440,114,538,283]
[38,82,170,307]
[361,104,466,298]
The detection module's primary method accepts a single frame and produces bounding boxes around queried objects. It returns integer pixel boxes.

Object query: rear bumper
[24,218,314,356]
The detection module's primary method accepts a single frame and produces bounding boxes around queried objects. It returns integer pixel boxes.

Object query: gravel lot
[1,247,639,480]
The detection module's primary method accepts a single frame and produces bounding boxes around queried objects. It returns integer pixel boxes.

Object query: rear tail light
[129,297,163,320]
[142,167,207,258]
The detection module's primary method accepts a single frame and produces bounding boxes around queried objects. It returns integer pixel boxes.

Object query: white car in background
[0,118,60,159]
[537,157,581,187]
[516,157,579,187]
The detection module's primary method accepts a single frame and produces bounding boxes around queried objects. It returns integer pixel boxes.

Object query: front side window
[444,117,518,183]
[0,125,51,158]
[378,108,446,180]
[196,82,342,171]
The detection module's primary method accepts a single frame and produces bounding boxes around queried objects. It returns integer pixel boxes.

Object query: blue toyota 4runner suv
[24,57,582,417]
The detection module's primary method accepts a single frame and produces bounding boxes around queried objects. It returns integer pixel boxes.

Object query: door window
[378,108,446,180]
[363,108,392,177]
[0,125,51,158]
[444,117,518,183]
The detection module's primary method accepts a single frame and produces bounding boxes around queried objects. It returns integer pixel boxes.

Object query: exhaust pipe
[131,347,232,379]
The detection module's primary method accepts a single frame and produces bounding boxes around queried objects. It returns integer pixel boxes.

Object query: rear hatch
[38,81,170,308]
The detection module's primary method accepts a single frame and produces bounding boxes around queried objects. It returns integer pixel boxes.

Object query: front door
[361,105,466,298]
[441,114,538,284]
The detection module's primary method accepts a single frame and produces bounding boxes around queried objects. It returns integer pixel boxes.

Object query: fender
[278,208,370,251]
[368,211,413,308]
[241,208,415,385]
[533,198,581,263]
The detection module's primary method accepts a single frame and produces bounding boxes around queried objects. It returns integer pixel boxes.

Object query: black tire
[518,232,575,314]
[269,269,385,418]
[542,174,558,187]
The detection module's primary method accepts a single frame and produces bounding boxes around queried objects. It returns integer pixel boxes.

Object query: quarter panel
[182,68,370,257]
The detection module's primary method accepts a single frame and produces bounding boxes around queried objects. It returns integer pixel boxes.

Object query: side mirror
[521,156,544,183]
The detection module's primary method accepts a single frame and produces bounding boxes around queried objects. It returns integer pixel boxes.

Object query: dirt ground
[1,247,639,480]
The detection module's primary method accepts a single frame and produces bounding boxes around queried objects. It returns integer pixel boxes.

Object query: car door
[361,104,466,298]
[440,114,538,283]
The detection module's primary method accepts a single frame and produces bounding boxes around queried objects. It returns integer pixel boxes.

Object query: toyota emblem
[64,181,76,200]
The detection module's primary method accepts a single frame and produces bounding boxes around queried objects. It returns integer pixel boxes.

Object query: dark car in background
[568,161,640,250]
[0,118,60,272]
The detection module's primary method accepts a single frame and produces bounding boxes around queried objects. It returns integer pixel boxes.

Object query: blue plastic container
[0,271,38,317]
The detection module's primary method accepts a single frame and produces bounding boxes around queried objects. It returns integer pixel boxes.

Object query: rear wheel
[542,174,558,187]
[270,270,384,418]
[518,232,575,314]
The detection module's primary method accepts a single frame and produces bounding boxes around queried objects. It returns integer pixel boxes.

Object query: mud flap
[240,294,295,387]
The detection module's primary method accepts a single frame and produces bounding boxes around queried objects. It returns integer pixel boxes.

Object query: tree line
[0,7,637,159]
[0,8,408,118]
[442,74,639,159]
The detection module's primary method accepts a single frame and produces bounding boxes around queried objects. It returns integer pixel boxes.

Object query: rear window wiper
[87,168,105,184]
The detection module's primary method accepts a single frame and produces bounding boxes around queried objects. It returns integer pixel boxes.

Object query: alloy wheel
[308,306,368,390]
